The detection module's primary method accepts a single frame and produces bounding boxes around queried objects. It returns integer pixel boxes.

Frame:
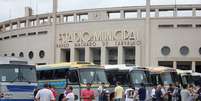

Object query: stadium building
[0,3,201,72]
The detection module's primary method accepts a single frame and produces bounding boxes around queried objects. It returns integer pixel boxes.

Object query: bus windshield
[182,75,193,84]
[130,70,149,85]
[0,64,36,82]
[79,69,108,84]
[161,72,176,85]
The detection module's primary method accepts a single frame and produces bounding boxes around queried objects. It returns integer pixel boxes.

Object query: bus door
[66,69,79,100]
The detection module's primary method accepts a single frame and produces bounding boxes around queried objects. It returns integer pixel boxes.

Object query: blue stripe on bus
[0,99,33,101]
[6,85,36,92]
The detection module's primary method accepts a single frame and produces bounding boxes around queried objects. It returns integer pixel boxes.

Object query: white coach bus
[0,57,37,101]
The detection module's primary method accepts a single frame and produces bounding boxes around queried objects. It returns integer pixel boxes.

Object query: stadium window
[4,54,7,56]
[39,50,45,58]
[20,21,26,28]
[28,32,36,36]
[30,19,37,27]
[159,9,174,17]
[19,33,26,37]
[56,16,60,23]
[64,15,74,22]
[108,12,120,19]
[125,11,137,19]
[196,9,201,16]
[177,9,192,17]
[11,35,18,38]
[39,17,48,25]
[177,24,192,28]
[19,52,24,57]
[38,31,48,35]
[28,51,34,59]
[12,22,17,30]
[77,14,88,22]
[5,24,10,31]
[4,36,10,40]
[11,53,15,56]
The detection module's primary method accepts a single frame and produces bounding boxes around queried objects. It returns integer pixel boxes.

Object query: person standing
[49,85,57,101]
[167,84,174,101]
[35,83,55,101]
[155,85,163,101]
[138,83,146,101]
[180,84,191,101]
[80,83,95,101]
[98,83,109,101]
[197,84,201,101]
[151,85,157,101]
[124,85,136,101]
[114,82,124,101]
[62,86,74,101]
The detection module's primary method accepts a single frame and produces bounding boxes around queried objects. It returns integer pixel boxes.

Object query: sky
[0,0,201,22]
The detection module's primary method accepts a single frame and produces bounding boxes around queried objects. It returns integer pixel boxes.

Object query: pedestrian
[49,85,57,101]
[80,83,95,101]
[180,84,191,101]
[35,83,55,101]
[124,84,136,101]
[172,84,180,101]
[167,84,174,101]
[62,86,74,101]
[114,82,124,101]
[98,82,109,101]
[188,84,196,101]
[155,85,163,101]
[197,84,201,101]
[151,85,157,101]
[33,87,40,101]
[138,83,146,101]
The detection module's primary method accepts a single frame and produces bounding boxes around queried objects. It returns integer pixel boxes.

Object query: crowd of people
[33,82,201,101]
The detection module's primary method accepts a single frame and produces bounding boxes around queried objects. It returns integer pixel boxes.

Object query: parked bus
[145,66,177,87]
[0,57,37,100]
[104,64,152,100]
[36,62,109,101]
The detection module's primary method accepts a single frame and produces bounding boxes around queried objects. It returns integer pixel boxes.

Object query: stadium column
[118,46,123,64]
[70,48,75,62]
[192,61,196,72]
[136,46,142,66]
[173,61,177,69]
[101,47,107,65]
[85,47,90,62]
[145,0,151,66]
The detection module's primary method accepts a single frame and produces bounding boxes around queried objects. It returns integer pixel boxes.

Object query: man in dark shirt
[155,85,164,101]
[138,83,146,101]
[167,84,174,101]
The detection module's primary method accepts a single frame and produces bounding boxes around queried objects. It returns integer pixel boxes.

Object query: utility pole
[52,0,57,63]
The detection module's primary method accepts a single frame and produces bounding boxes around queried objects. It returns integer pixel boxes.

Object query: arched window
[39,50,45,58]
[28,51,34,59]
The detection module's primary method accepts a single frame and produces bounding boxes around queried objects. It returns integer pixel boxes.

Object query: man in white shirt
[35,84,55,101]
[63,86,74,101]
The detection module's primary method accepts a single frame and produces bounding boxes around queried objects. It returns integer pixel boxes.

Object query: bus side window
[67,70,79,84]
[54,69,68,79]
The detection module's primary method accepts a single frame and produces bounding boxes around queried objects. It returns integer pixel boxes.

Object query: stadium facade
[0,4,201,72]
